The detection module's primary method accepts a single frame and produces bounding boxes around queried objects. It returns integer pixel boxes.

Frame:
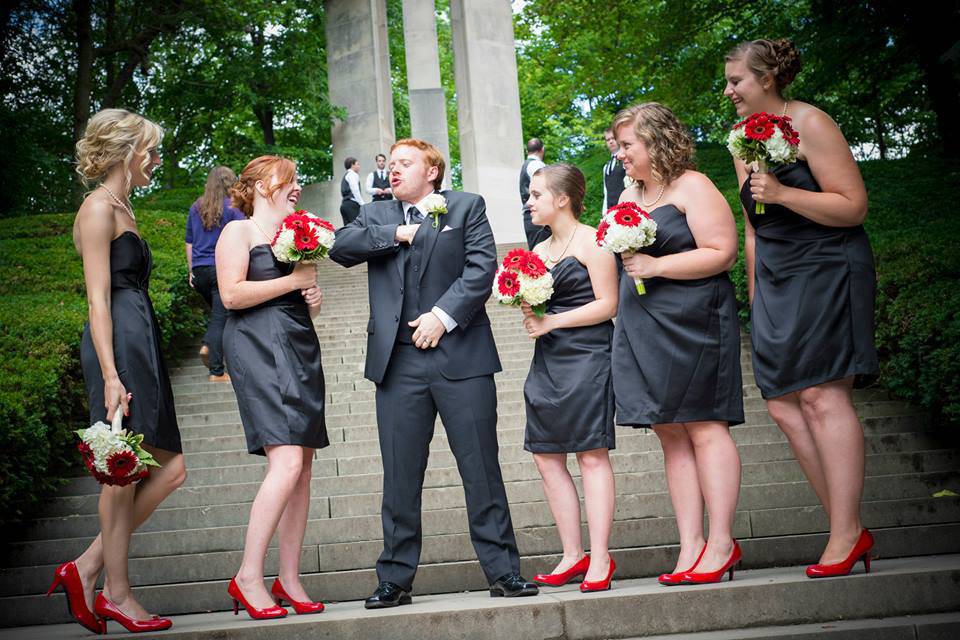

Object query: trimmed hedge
[0,206,204,523]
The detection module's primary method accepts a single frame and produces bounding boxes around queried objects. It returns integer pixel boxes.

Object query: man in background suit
[330,138,539,609]
[366,153,393,202]
[602,127,627,212]
[340,156,365,226]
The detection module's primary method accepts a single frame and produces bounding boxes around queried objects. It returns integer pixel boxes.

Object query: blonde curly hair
[75,109,164,192]
[611,102,695,187]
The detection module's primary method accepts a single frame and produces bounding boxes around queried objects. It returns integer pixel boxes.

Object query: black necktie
[405,204,424,225]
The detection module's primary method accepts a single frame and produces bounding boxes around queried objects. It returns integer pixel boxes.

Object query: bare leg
[767,393,831,513]
[576,449,615,582]
[75,448,186,609]
[533,452,584,573]
[652,424,706,573]
[685,421,741,572]
[276,448,315,602]
[234,445,305,609]
[798,377,865,564]
[97,483,152,620]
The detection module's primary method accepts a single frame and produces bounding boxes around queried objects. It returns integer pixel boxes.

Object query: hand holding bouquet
[493,248,554,317]
[727,112,800,213]
[76,409,159,486]
[272,210,336,262]
[596,202,658,295]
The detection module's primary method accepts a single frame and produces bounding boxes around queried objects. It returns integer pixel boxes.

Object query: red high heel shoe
[228,577,287,620]
[271,579,325,614]
[806,529,874,578]
[659,544,707,586]
[533,555,591,587]
[46,561,105,634]
[94,593,172,633]
[680,541,742,584]
[579,556,616,592]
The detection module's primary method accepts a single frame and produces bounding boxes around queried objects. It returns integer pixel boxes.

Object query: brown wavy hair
[533,164,586,219]
[197,166,237,230]
[75,108,163,192]
[229,156,296,217]
[725,38,802,93]
[611,102,695,187]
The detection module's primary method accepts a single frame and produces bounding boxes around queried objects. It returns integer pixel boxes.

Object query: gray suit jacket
[329,190,503,384]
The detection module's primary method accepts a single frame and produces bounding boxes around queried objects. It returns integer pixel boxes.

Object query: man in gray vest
[340,156,365,225]
[366,153,393,202]
[330,138,538,609]
[518,138,546,249]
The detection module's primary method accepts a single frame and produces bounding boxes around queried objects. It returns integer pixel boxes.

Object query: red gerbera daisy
[745,118,775,141]
[294,227,319,251]
[503,248,528,271]
[518,252,547,278]
[497,270,520,298]
[316,218,335,232]
[596,219,609,244]
[106,450,138,479]
[613,204,644,227]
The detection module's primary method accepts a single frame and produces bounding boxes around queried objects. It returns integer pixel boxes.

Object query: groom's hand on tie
[409,312,445,349]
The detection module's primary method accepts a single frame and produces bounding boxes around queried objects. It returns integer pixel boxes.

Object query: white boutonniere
[422,193,448,229]
[624,175,636,189]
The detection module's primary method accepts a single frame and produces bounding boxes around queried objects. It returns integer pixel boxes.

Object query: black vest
[396,223,426,344]
[603,157,627,209]
[340,172,353,200]
[371,170,392,201]
[519,158,536,209]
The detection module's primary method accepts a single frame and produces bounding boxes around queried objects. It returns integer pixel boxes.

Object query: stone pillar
[402,0,451,189]
[305,0,395,221]
[449,0,525,244]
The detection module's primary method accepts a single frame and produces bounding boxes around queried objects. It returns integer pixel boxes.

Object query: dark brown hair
[725,38,802,93]
[533,163,586,219]
[197,166,237,230]
[229,156,296,217]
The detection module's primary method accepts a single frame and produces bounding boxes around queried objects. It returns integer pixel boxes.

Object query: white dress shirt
[365,169,390,197]
[602,153,617,214]
[402,197,457,333]
[525,155,545,178]
[345,170,365,205]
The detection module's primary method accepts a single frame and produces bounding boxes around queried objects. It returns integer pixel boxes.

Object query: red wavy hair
[229,155,296,217]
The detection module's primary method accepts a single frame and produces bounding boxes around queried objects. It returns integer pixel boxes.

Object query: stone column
[402,0,451,189]
[449,0,525,244]
[303,0,395,221]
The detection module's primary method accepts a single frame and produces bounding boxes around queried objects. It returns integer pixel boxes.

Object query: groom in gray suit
[330,139,538,608]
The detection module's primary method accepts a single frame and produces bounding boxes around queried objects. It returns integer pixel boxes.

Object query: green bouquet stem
[532,302,547,318]
[755,159,768,214]
[635,278,646,296]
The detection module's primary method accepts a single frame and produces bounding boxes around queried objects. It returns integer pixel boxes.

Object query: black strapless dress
[523,256,615,453]
[223,246,328,455]
[80,231,182,453]
[740,161,879,399]
[612,205,744,428]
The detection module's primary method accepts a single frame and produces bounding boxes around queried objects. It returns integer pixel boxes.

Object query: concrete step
[3,553,958,633]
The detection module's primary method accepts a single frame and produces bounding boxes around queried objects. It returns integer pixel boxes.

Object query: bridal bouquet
[596,201,658,295]
[76,411,159,486]
[272,210,336,262]
[727,112,800,213]
[493,248,554,317]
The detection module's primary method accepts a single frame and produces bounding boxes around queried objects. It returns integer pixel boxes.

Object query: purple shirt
[185,197,246,267]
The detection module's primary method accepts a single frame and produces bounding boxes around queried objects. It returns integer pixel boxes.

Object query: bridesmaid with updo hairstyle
[724,38,879,578]
[612,102,745,586]
[53,109,186,633]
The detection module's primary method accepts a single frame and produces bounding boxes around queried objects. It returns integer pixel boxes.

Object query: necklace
[547,226,577,264]
[781,100,789,117]
[641,180,665,208]
[100,184,135,221]
[251,217,275,243]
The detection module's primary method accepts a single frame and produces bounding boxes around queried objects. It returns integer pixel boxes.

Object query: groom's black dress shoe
[489,573,539,598]
[364,581,413,609]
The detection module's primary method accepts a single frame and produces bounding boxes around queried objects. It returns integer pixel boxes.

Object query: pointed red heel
[579,556,616,592]
[270,579,324,614]
[228,577,287,620]
[46,561,105,634]
[806,529,874,578]
[659,544,707,586]
[94,593,172,633]
[533,555,591,587]
[680,541,742,584]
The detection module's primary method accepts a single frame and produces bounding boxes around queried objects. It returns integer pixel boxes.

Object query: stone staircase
[2,246,960,638]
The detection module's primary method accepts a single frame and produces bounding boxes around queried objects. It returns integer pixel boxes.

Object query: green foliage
[0,210,205,522]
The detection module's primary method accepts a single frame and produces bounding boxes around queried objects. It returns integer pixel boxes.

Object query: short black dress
[523,256,615,453]
[80,231,182,453]
[223,245,328,455]
[612,205,744,428]
[740,161,879,399]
